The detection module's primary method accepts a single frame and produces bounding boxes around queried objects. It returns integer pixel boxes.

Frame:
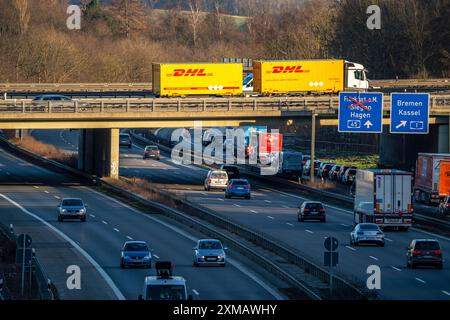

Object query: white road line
[153,254,160,259]
[267,216,275,220]
[44,191,49,194]
[391,266,401,271]
[217,198,224,202]
[369,256,379,261]
[305,229,314,234]
[345,246,356,251]
[84,187,284,300]
[0,193,125,300]
[415,277,426,284]
[54,196,60,199]
[125,236,133,241]
[250,210,258,213]
[113,228,120,233]
[89,214,95,218]
[192,289,200,296]
[201,192,207,196]
[442,290,450,296]
[234,204,241,208]
[33,186,39,189]
[102,220,108,225]
[264,200,272,203]
[340,223,349,227]
[282,205,290,209]
[286,223,294,227]
[385,238,393,242]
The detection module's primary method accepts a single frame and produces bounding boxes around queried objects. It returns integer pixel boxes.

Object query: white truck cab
[138,261,192,300]
[345,61,369,90]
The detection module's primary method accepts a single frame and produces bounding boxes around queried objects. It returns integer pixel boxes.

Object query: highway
[30,129,450,299]
[0,140,283,300]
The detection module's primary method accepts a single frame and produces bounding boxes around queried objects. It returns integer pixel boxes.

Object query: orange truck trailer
[152,63,243,97]
[252,59,369,94]
[414,153,450,206]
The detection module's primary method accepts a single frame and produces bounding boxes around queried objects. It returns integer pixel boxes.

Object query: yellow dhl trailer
[152,63,243,97]
[253,60,368,94]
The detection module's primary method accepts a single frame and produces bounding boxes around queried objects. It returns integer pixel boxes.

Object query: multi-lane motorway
[0,138,283,300]
[30,129,450,299]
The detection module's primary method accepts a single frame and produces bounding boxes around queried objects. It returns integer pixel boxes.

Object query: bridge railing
[0,95,449,114]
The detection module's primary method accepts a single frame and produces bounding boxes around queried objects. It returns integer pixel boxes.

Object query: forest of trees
[0,0,448,83]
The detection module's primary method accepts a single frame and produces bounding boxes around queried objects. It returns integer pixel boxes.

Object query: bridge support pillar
[78,128,119,179]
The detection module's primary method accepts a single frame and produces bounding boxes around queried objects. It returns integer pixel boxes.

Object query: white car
[204,170,228,191]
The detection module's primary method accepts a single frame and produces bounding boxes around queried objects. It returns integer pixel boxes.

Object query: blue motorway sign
[390,93,429,134]
[338,92,383,133]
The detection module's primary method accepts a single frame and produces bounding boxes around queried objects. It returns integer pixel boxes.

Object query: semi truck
[414,153,450,206]
[152,63,243,97]
[354,169,413,230]
[253,59,369,94]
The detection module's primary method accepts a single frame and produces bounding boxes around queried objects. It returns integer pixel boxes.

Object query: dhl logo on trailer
[253,60,345,94]
[152,63,243,97]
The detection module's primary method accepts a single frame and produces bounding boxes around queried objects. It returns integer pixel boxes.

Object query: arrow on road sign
[364,120,373,128]
[395,121,407,129]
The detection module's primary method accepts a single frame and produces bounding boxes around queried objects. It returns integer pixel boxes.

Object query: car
[297,201,326,222]
[193,239,226,267]
[204,170,228,191]
[439,196,450,215]
[31,94,90,111]
[225,179,251,199]
[120,241,152,269]
[328,164,341,181]
[406,239,443,269]
[350,223,385,246]
[301,155,310,167]
[143,145,160,160]
[119,133,132,148]
[342,168,357,184]
[336,165,352,182]
[303,159,321,177]
[220,165,240,180]
[139,261,192,300]
[318,162,336,178]
[57,198,87,222]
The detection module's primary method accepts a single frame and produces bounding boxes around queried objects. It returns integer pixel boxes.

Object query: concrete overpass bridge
[1,95,449,178]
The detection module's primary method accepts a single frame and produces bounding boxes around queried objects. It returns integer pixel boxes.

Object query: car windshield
[146,285,186,300]
[146,146,158,150]
[124,243,149,252]
[306,203,323,210]
[359,224,379,230]
[211,172,227,179]
[415,241,440,250]
[348,170,356,174]
[62,199,83,206]
[199,241,222,250]
[120,135,130,139]
[231,180,248,186]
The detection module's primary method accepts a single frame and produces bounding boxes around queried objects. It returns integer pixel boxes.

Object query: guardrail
[130,132,375,300]
[0,95,449,115]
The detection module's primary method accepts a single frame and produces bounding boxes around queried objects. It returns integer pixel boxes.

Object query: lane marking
[102,220,108,225]
[126,236,133,240]
[391,266,401,271]
[54,196,60,199]
[415,277,426,284]
[44,191,49,194]
[286,223,294,227]
[305,229,314,234]
[442,290,450,296]
[33,186,39,189]
[250,210,258,214]
[84,187,284,300]
[267,216,275,220]
[345,245,356,251]
[340,223,349,227]
[282,205,290,209]
[0,193,125,300]
[234,204,241,208]
[89,214,95,218]
[264,200,272,203]
[217,198,224,202]
[153,254,160,259]
[192,289,200,296]
[385,238,393,242]
[369,256,379,261]
[113,228,120,233]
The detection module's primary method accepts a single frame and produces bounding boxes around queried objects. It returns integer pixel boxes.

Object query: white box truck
[354,169,413,230]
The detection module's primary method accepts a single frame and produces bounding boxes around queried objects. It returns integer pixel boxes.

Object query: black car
[406,239,443,269]
[328,165,341,181]
[120,134,132,148]
[220,165,240,180]
[298,201,326,222]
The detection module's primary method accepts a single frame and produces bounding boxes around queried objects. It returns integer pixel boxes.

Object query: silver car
[350,223,385,246]
[193,239,226,267]
[32,94,90,111]
[204,170,228,191]
[57,198,87,222]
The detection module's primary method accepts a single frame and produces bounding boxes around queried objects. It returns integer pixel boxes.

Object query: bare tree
[111,0,147,38]
[188,0,203,47]
[13,0,30,34]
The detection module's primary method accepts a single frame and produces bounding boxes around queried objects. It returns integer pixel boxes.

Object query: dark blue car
[225,179,251,199]
[120,241,152,268]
